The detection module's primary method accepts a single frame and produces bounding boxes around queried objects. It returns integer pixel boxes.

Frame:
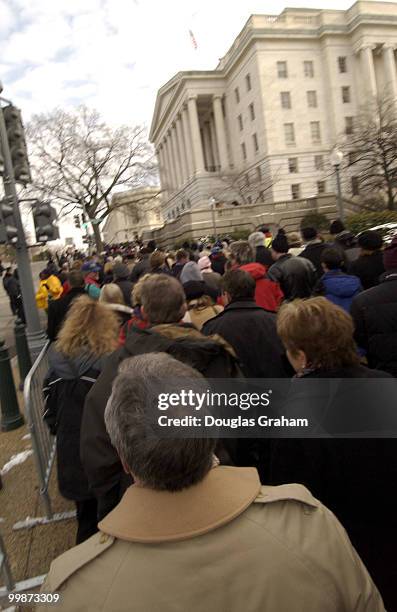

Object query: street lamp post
[330,147,345,222]
[209,197,218,240]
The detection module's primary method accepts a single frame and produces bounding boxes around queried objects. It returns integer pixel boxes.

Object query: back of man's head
[301,226,318,242]
[69,270,85,289]
[176,249,188,262]
[229,241,254,266]
[222,270,256,302]
[104,353,216,491]
[140,275,186,325]
[321,247,344,270]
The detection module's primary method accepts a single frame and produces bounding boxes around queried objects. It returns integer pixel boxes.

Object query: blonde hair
[100,283,125,306]
[56,295,119,358]
[277,297,359,370]
[131,273,152,306]
[104,262,114,275]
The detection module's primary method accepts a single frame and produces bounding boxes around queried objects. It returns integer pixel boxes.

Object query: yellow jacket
[35,275,63,309]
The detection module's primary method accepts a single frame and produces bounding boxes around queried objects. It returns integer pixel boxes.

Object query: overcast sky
[0,0,377,133]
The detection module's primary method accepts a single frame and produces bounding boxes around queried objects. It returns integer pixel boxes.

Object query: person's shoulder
[41,532,115,594]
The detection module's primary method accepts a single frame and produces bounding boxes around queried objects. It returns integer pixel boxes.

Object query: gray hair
[229,240,254,265]
[248,232,265,249]
[104,353,216,492]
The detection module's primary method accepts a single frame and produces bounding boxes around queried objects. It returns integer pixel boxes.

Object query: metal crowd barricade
[19,341,76,530]
[0,532,45,603]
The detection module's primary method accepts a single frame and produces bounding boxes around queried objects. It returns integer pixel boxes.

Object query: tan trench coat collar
[99,466,261,543]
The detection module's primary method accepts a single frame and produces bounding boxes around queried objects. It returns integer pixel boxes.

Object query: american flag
[189,29,198,50]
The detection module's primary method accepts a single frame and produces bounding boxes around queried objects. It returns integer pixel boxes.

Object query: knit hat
[383,236,397,270]
[358,230,383,251]
[183,280,206,300]
[271,229,289,254]
[180,261,203,284]
[198,256,212,271]
[113,263,130,279]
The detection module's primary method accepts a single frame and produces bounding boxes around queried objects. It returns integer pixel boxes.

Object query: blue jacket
[316,270,362,312]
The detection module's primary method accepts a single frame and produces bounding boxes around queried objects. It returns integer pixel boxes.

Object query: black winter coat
[263,365,397,610]
[81,324,242,520]
[202,300,289,378]
[114,278,134,307]
[299,241,328,279]
[348,251,385,290]
[47,287,86,341]
[351,270,397,377]
[267,254,316,300]
[43,349,105,501]
[130,256,150,283]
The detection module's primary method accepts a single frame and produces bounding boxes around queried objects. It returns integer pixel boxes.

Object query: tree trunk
[91,221,104,253]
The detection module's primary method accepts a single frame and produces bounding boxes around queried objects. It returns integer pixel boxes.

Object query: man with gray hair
[40,353,385,611]
[81,274,240,520]
[248,231,273,268]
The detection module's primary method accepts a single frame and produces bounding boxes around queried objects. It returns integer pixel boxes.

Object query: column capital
[355,43,376,54]
[187,94,198,102]
[383,43,397,51]
[213,93,224,101]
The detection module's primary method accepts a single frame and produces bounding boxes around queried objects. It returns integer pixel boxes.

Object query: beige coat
[38,467,384,612]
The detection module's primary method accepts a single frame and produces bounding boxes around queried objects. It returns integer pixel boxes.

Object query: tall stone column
[181,105,194,178]
[175,116,188,185]
[187,95,205,174]
[360,45,377,99]
[209,117,220,169]
[382,44,397,101]
[170,124,183,189]
[164,135,176,193]
[158,145,169,198]
[212,94,229,172]
[202,122,214,171]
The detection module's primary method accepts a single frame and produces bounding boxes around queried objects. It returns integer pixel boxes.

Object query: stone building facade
[149,1,397,221]
[102,187,163,243]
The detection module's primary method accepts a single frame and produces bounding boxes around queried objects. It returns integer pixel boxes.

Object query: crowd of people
[27,220,397,609]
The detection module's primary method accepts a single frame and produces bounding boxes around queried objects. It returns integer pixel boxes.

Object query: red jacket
[239,263,283,312]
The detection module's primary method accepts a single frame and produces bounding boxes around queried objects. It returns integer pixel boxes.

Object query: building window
[314,154,324,170]
[247,195,253,204]
[258,190,265,200]
[288,157,298,173]
[249,102,255,120]
[237,114,243,131]
[234,87,240,103]
[246,73,252,91]
[291,184,301,200]
[342,86,351,103]
[186,199,191,209]
[280,91,291,109]
[345,116,354,134]
[284,122,295,145]
[310,121,321,143]
[317,180,326,194]
[277,61,288,78]
[307,90,317,108]
[304,60,314,77]
[338,56,347,73]
[241,142,247,160]
[252,133,259,153]
[256,166,262,181]
[351,176,359,196]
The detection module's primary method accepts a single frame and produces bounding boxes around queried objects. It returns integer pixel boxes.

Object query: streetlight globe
[330,147,344,167]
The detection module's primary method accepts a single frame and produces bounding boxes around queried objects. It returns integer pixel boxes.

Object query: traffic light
[74,214,81,228]
[32,201,60,243]
[0,198,18,244]
[3,105,31,186]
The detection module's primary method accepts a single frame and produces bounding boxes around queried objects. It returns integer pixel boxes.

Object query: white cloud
[0,0,386,131]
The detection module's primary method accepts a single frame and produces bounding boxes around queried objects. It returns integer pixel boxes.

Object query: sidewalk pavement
[0,364,75,595]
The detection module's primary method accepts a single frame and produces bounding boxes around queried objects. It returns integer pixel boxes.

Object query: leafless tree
[342,95,397,211]
[210,163,280,207]
[25,106,157,251]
